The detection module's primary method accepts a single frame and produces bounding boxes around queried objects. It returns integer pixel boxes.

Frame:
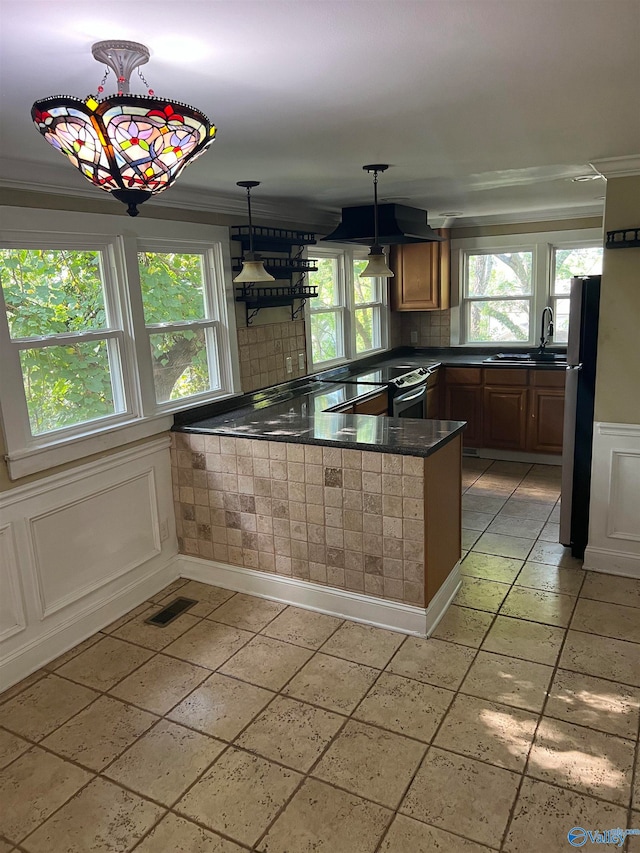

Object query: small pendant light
[360,164,394,278]
[233,181,275,283]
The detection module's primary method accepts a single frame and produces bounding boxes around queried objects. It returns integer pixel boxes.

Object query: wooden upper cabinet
[389,229,450,311]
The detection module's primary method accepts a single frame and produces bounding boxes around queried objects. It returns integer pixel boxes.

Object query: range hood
[322,203,444,245]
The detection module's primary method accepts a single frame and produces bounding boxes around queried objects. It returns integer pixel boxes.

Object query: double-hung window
[0,208,237,479]
[463,250,533,343]
[307,246,388,367]
[551,246,603,343]
[453,229,603,346]
[0,238,133,441]
[308,254,345,364]
[136,241,232,405]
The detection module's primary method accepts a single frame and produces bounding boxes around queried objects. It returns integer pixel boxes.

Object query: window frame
[450,228,603,347]
[306,243,389,370]
[0,207,239,479]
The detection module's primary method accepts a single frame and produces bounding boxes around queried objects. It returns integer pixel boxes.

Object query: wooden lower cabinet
[426,384,440,418]
[483,385,528,451]
[353,390,388,415]
[442,366,565,455]
[330,390,389,416]
[444,384,483,446]
[526,369,565,454]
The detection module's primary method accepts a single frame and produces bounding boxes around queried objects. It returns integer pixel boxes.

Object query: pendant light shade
[31,41,217,217]
[360,246,394,278]
[360,164,394,279]
[233,181,275,284]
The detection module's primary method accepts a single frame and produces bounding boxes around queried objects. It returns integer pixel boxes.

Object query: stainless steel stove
[323,362,442,418]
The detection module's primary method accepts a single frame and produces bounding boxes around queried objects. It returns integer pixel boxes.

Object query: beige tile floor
[1,459,640,852]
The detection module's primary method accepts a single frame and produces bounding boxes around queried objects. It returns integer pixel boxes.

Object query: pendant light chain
[360,163,394,278]
[96,66,110,95]
[246,185,255,256]
[372,167,380,249]
[137,66,154,96]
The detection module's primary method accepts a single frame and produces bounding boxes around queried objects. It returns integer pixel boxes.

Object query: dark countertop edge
[177,416,467,459]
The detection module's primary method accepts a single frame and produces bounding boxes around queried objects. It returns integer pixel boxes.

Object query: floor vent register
[145,597,198,627]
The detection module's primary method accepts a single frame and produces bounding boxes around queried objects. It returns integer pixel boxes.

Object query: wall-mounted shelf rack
[231,226,317,253]
[231,226,318,324]
[606,228,640,249]
[235,283,319,325]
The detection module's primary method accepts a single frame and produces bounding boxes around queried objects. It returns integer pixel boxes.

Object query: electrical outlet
[410,330,418,344]
[298,352,305,370]
[159,519,170,541]
[285,356,293,373]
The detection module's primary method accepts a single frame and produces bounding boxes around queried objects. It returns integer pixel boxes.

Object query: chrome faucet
[538,306,554,353]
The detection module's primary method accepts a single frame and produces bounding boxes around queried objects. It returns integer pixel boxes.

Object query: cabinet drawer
[483,368,528,386]
[444,367,482,385]
[530,369,566,388]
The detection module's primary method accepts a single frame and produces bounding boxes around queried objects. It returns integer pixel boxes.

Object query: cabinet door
[445,384,483,446]
[426,384,440,419]
[527,388,565,453]
[390,229,450,311]
[483,386,528,451]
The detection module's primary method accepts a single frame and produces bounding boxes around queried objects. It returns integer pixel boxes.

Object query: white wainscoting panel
[30,470,161,617]
[0,523,26,642]
[585,423,640,577]
[0,436,179,691]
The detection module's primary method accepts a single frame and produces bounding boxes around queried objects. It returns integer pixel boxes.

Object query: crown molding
[0,158,337,232]
[450,203,604,229]
[590,155,640,179]
[0,157,606,232]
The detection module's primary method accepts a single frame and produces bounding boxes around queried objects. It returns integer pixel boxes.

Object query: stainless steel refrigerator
[560,275,601,557]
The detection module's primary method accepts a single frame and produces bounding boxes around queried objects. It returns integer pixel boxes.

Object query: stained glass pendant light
[233,181,275,283]
[31,40,217,216]
[360,164,394,278]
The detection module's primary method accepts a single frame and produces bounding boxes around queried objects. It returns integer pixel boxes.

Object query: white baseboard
[176,555,462,638]
[0,557,178,692]
[582,546,640,579]
[1,550,462,691]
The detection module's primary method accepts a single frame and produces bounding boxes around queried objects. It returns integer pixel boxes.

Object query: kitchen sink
[483,352,567,365]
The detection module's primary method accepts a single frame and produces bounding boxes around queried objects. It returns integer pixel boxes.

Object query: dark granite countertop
[178,408,466,458]
[172,344,565,457]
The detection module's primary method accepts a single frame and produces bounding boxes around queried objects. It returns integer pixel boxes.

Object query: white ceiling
[1,0,639,227]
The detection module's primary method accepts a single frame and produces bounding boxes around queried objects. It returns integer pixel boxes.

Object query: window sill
[5,414,174,481]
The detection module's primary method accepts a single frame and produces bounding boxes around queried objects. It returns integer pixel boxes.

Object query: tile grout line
[497,567,590,852]
[2,462,636,851]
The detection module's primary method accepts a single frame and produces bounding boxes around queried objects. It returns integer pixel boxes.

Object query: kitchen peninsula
[172,381,466,636]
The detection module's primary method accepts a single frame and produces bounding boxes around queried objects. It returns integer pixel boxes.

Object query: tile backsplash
[237,321,307,391]
[398,309,451,347]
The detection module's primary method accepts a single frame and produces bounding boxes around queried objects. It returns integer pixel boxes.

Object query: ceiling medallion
[31,40,217,216]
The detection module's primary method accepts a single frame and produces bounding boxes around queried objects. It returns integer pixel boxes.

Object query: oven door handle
[395,386,427,404]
